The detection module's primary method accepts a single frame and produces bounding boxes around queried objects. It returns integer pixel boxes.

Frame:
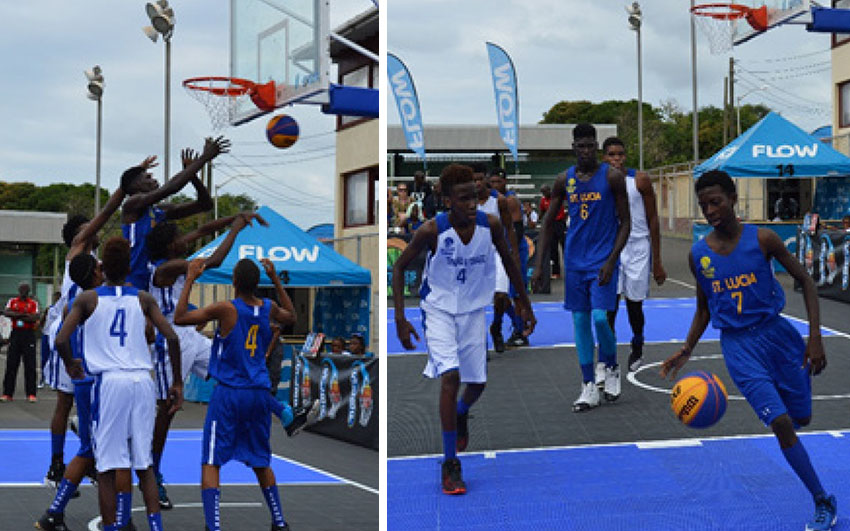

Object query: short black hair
[573,122,597,141]
[69,254,98,290]
[101,237,131,284]
[488,167,506,179]
[695,170,736,197]
[63,215,89,248]
[120,166,146,194]
[470,162,488,175]
[439,164,474,198]
[233,258,260,294]
[602,136,625,152]
[146,222,178,262]
[350,333,366,349]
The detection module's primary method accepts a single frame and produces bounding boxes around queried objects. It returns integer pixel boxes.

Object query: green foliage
[540,98,771,168]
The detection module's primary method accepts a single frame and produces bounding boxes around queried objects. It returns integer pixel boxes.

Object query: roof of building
[0,210,66,244]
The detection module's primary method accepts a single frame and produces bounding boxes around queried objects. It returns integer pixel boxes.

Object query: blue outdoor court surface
[389,431,850,530]
[387,298,837,355]
[0,429,341,486]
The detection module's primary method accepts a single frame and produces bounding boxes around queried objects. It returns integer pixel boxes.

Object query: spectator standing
[410,171,433,213]
[539,185,566,278]
[524,202,538,229]
[392,183,412,228]
[2,282,40,402]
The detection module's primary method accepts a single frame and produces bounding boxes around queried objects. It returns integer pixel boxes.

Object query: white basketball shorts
[494,259,508,294]
[153,325,211,400]
[90,370,155,472]
[421,300,487,384]
[44,320,73,394]
[618,236,651,301]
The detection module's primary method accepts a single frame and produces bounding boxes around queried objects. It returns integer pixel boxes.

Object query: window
[840,80,850,128]
[339,63,376,128]
[344,166,377,227]
[833,0,850,46]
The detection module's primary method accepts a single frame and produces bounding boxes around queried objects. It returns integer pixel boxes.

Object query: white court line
[271,452,378,495]
[388,428,850,461]
[87,502,263,531]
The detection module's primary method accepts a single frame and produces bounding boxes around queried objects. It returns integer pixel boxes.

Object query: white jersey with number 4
[83,286,152,374]
[419,211,495,314]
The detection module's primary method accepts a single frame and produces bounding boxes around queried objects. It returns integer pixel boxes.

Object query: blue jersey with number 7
[209,298,272,389]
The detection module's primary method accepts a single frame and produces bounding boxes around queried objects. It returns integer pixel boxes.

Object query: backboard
[732,0,811,45]
[230,0,330,125]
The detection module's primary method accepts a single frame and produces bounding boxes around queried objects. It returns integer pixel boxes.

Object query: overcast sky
[387,0,833,144]
[0,0,372,230]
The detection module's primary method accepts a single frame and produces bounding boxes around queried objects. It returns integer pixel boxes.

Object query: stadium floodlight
[143,0,175,181]
[85,65,104,213]
[626,2,644,170]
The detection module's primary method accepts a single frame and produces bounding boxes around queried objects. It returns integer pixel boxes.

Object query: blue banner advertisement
[486,42,519,163]
[388,53,426,164]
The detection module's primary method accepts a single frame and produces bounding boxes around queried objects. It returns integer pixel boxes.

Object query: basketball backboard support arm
[330,32,378,63]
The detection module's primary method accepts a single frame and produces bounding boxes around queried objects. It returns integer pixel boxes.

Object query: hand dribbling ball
[671,371,728,428]
[266,114,299,149]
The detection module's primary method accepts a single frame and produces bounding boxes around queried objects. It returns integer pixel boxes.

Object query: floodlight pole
[164,34,171,182]
[95,97,103,213]
[691,0,699,163]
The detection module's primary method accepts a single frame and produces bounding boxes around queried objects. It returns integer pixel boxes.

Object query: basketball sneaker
[28,394,37,403]
[285,400,321,437]
[627,350,643,373]
[0,394,12,402]
[572,381,601,412]
[594,362,606,390]
[603,366,621,402]
[456,412,469,452]
[271,524,291,531]
[806,493,837,531]
[506,331,529,348]
[441,458,466,495]
[155,470,172,510]
[35,512,68,531]
[490,323,505,353]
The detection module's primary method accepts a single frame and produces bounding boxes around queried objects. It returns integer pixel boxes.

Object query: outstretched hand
[203,136,231,158]
[238,211,269,228]
[260,258,277,279]
[139,156,158,170]
[181,148,199,169]
[187,258,206,281]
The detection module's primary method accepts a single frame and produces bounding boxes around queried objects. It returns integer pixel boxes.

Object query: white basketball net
[183,79,253,131]
[692,6,745,54]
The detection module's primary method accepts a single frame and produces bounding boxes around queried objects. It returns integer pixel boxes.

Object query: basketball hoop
[183,76,276,130]
[691,3,768,54]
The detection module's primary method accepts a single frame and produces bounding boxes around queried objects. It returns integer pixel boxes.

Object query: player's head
[413,171,426,185]
[69,253,102,290]
[331,337,346,354]
[470,162,488,185]
[101,236,131,285]
[471,164,488,197]
[232,258,260,295]
[440,164,477,222]
[62,214,90,248]
[602,137,627,171]
[695,170,737,227]
[349,333,366,355]
[146,222,185,261]
[17,282,29,299]
[572,122,598,169]
[489,167,507,194]
[120,165,158,195]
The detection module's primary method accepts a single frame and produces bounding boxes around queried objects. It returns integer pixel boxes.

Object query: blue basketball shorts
[202,385,272,468]
[563,267,619,312]
[509,240,529,299]
[720,316,811,426]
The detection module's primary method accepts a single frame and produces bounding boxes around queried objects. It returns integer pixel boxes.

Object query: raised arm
[69,187,126,259]
[261,259,296,326]
[636,172,666,285]
[599,166,631,285]
[531,173,567,292]
[173,259,237,335]
[188,212,267,270]
[660,251,710,379]
[159,148,215,220]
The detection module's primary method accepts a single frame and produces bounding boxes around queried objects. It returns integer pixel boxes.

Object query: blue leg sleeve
[573,312,594,382]
[592,309,617,367]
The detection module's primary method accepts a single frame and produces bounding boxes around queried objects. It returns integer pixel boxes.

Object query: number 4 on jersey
[245,324,259,357]
[110,308,127,346]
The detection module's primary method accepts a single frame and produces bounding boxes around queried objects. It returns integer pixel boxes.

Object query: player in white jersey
[144,210,268,508]
[44,184,127,490]
[56,237,182,531]
[393,164,536,495]
[471,163,518,354]
[601,137,667,373]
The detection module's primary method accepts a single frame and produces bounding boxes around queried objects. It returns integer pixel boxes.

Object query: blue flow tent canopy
[694,112,850,179]
[189,206,370,287]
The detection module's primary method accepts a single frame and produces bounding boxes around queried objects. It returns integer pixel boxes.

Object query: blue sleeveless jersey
[564,163,619,271]
[122,206,166,291]
[209,298,273,389]
[692,224,785,330]
[66,288,94,383]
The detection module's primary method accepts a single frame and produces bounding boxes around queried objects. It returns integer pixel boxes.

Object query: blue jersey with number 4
[209,298,272,389]
[692,224,785,330]
[81,286,151,373]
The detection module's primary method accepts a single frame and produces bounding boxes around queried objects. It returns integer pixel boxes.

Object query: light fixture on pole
[143,0,175,182]
[85,66,104,214]
[626,1,644,171]
[736,85,768,136]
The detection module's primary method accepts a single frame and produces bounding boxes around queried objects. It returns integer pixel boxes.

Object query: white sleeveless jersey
[626,171,648,240]
[149,262,185,321]
[420,211,496,314]
[83,286,152,373]
[478,191,499,217]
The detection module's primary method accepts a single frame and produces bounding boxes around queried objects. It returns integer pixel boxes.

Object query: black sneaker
[35,512,68,531]
[285,400,321,437]
[490,324,505,353]
[441,458,466,495]
[117,520,137,531]
[507,332,529,348]
[155,470,172,510]
[627,350,643,373]
[271,524,291,531]
[456,412,469,452]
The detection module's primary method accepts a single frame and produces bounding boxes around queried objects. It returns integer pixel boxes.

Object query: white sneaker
[604,366,621,402]
[572,381,601,412]
[594,362,606,389]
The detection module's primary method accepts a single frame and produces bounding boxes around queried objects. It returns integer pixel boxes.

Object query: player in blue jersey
[602,137,667,374]
[173,257,301,531]
[489,167,532,347]
[144,210,270,508]
[661,170,836,531]
[532,123,631,412]
[36,253,104,531]
[56,237,182,531]
[393,163,536,495]
[120,138,228,291]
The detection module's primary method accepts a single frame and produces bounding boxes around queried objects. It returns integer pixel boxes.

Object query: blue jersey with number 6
[419,211,495,314]
[692,224,785,330]
[209,298,272,389]
[81,286,151,373]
